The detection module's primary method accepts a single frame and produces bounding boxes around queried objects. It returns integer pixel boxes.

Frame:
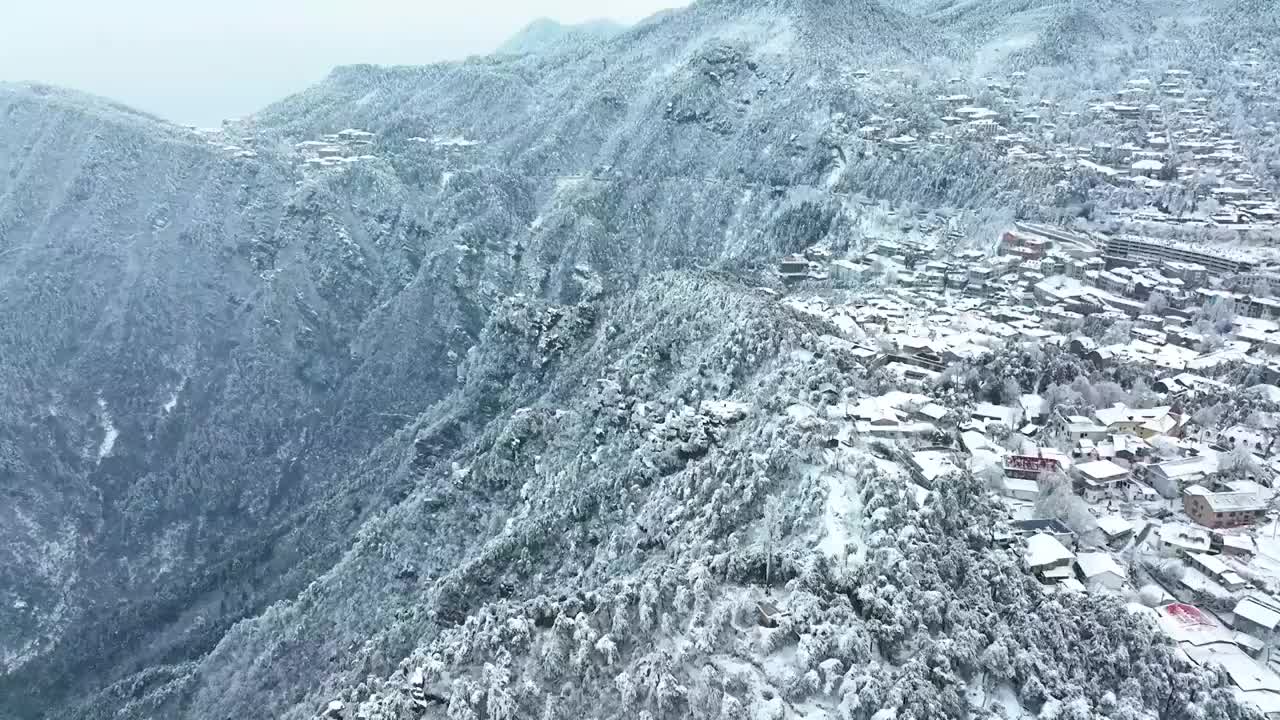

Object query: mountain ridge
[495,17,628,56]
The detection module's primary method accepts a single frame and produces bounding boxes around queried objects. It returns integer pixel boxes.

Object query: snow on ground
[988,683,1033,718]
[824,152,847,189]
[701,400,751,423]
[789,348,816,364]
[830,314,859,338]
[1248,519,1280,590]
[870,455,906,479]
[162,382,183,415]
[817,447,873,572]
[786,403,817,420]
[965,674,1036,717]
[818,470,855,566]
[1003,498,1037,521]
[96,396,118,461]
[431,135,481,148]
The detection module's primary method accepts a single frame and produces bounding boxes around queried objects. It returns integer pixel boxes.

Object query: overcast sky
[0,0,689,127]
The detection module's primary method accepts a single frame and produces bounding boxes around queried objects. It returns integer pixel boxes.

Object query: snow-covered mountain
[494,18,628,56]
[1,1,1277,718]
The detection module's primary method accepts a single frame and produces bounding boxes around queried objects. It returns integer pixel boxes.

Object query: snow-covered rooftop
[1096,515,1133,538]
[1026,533,1075,569]
[1234,597,1280,631]
[1075,459,1130,482]
[1076,551,1125,581]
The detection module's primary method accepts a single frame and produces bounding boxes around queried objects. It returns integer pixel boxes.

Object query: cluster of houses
[295,128,379,170]
[1076,66,1280,228]
[786,220,1280,374]
[189,118,261,161]
[788,296,1280,715]
[850,60,1280,236]
[788,50,1280,719]
[779,223,1280,715]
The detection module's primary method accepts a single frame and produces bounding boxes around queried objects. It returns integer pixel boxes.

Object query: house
[1069,337,1098,356]
[883,361,941,384]
[1073,459,1131,502]
[961,430,996,454]
[1080,433,1152,467]
[1148,453,1221,493]
[1026,533,1077,583]
[1183,486,1267,528]
[337,128,376,143]
[1233,596,1280,637]
[854,419,938,441]
[1005,452,1065,480]
[779,255,815,281]
[832,259,872,287]
[1187,552,1250,591]
[1010,518,1075,547]
[1001,477,1040,501]
[1159,602,1280,717]
[1093,404,1184,438]
[1131,158,1166,177]
[847,392,941,440]
[756,601,788,628]
[1097,515,1135,543]
[1155,522,1213,555]
[914,403,950,424]
[1076,551,1127,591]
[1063,415,1109,444]
[1218,533,1257,557]
[973,402,1021,429]
[907,449,962,486]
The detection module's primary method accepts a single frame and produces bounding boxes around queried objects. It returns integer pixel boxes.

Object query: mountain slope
[0,81,489,716]
[249,0,971,288]
[909,0,1229,73]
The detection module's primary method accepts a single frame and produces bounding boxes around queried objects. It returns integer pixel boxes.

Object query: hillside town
[774,214,1280,716]
[852,49,1280,235]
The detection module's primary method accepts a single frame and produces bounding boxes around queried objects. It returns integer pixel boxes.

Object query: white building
[1234,596,1280,637]
[1076,551,1127,591]
[1026,533,1076,584]
[1155,523,1213,555]
[1073,459,1131,502]
[1132,158,1166,177]
[1096,514,1135,543]
[1001,477,1040,502]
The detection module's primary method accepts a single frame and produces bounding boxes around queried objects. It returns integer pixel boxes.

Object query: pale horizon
[0,0,690,126]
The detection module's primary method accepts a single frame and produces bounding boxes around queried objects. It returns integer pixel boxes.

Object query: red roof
[1161,602,1213,628]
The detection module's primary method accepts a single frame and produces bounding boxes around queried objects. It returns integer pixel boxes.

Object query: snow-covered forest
[3,1,1280,719]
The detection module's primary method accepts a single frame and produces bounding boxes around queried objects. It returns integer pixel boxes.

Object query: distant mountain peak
[495,17,628,56]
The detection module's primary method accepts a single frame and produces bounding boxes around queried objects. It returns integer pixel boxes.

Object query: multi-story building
[1107,235,1269,276]
[1183,488,1267,528]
